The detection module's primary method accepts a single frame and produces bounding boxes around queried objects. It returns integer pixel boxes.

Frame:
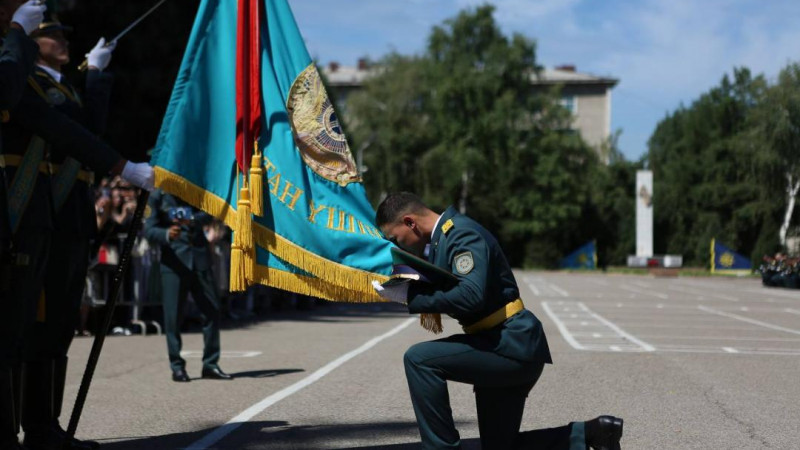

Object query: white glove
[372,280,409,304]
[86,38,116,71]
[121,162,155,191]
[11,0,46,35]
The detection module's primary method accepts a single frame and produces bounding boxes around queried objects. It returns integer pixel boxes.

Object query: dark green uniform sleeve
[9,86,123,174]
[407,227,489,315]
[143,190,170,246]
[84,69,113,134]
[0,28,37,109]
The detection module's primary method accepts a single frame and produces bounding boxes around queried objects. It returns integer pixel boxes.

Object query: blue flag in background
[711,239,751,273]
[560,241,596,269]
[151,0,392,301]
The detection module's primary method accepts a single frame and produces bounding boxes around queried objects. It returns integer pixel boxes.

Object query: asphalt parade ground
[60,272,800,449]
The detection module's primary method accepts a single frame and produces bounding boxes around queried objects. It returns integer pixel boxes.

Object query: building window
[560,95,577,115]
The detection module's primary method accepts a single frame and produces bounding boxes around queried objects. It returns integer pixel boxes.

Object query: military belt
[0,154,51,175]
[0,154,94,184]
[463,299,524,334]
[51,161,94,184]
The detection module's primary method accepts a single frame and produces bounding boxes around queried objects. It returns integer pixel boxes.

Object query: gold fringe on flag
[229,242,247,292]
[420,313,443,334]
[154,167,392,301]
[250,144,264,217]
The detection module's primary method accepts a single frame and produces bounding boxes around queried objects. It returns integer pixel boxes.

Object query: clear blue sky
[288,0,800,161]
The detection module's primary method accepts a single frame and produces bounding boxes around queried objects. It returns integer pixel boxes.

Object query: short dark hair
[375,192,427,227]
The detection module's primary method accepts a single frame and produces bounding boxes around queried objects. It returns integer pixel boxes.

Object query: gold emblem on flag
[287,64,360,186]
[720,252,734,268]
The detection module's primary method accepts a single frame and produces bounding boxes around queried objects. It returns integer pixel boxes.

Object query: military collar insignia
[441,219,454,234]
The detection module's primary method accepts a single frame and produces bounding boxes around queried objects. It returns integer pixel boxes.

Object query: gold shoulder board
[442,219,454,234]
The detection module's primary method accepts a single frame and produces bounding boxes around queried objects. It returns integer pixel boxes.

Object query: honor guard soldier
[0,2,154,448]
[375,192,623,450]
[18,14,117,450]
[144,190,230,382]
[0,1,46,449]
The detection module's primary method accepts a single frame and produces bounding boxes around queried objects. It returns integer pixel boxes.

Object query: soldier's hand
[372,280,409,304]
[167,225,181,241]
[120,161,155,191]
[11,0,46,35]
[86,37,117,71]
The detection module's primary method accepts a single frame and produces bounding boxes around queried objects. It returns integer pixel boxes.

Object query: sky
[287,0,800,161]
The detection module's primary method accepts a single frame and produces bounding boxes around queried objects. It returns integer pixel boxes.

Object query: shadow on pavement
[97,420,480,449]
[229,368,305,378]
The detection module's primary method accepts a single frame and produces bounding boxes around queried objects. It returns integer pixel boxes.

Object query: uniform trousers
[404,334,585,450]
[160,265,221,372]
[24,230,90,360]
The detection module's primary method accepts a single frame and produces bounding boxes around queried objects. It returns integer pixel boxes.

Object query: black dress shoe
[585,415,623,450]
[172,369,190,382]
[53,423,100,449]
[201,366,232,380]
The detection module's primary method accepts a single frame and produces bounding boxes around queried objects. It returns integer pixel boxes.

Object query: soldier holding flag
[19,12,117,449]
[0,1,153,447]
[376,192,624,450]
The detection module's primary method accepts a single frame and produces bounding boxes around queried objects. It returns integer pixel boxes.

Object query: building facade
[322,61,618,154]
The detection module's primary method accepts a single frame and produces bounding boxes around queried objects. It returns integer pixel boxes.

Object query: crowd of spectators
[80,178,316,337]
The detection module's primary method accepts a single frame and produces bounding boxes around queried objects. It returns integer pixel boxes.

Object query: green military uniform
[19,62,113,450]
[143,190,222,374]
[1,25,125,450]
[0,25,39,450]
[404,206,586,449]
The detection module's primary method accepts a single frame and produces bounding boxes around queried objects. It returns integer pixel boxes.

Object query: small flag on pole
[710,239,751,275]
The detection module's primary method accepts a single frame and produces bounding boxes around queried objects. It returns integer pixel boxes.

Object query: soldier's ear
[403,216,415,229]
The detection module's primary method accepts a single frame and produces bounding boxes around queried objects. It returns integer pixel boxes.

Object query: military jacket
[32,67,113,237]
[408,206,553,364]
[0,28,38,241]
[144,190,214,273]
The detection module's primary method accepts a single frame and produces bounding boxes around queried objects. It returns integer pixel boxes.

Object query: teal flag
[560,241,596,269]
[151,0,392,301]
[710,239,751,273]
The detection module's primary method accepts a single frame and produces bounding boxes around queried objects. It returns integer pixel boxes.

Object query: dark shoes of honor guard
[171,368,191,382]
[201,366,232,380]
[585,415,623,450]
[172,366,232,381]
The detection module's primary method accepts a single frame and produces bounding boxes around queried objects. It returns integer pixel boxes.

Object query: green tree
[647,67,786,265]
[751,63,800,251]
[348,5,599,266]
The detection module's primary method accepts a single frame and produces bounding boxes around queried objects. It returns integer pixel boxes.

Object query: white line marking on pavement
[180,351,262,358]
[610,346,621,351]
[699,306,800,336]
[577,303,656,351]
[722,347,739,353]
[185,318,417,450]
[548,282,569,297]
[785,308,800,315]
[667,285,739,302]
[527,282,541,296]
[620,284,669,299]
[744,288,800,299]
[542,302,585,350]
